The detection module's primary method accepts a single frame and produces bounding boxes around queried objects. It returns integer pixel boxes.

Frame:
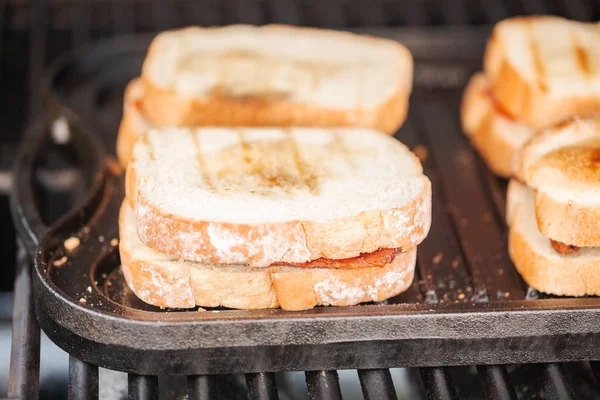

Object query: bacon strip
[550,239,579,255]
[275,248,402,269]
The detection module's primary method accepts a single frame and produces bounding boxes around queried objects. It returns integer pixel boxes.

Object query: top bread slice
[484,16,600,129]
[460,72,534,177]
[140,25,413,134]
[516,117,600,247]
[127,127,432,267]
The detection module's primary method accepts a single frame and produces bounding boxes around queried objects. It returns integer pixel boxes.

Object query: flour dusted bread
[119,201,417,310]
[140,25,413,134]
[507,180,600,296]
[484,16,600,129]
[516,117,600,247]
[460,73,533,177]
[128,127,431,267]
[117,79,151,168]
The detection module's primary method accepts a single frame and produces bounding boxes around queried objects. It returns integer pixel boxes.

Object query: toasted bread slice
[140,25,412,134]
[484,16,600,129]
[461,73,534,177]
[117,78,152,168]
[128,127,431,267]
[516,117,600,247]
[120,201,416,310]
[507,180,600,296]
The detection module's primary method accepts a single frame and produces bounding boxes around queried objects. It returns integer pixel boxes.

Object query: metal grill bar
[246,372,278,400]
[68,356,99,400]
[476,365,517,400]
[187,375,217,400]
[538,363,576,400]
[419,367,458,400]
[7,244,40,400]
[357,369,397,400]
[305,371,342,400]
[128,374,159,400]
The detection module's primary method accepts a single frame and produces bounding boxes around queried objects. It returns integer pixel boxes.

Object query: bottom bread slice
[460,73,533,178]
[507,180,600,296]
[119,200,416,310]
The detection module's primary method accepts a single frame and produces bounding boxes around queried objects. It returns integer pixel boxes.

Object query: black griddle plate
[12,28,600,375]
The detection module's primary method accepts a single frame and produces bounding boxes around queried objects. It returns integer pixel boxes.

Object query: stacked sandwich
[461,16,600,178]
[116,25,432,310]
[508,118,600,296]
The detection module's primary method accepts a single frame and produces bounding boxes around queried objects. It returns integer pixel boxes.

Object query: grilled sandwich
[484,16,600,130]
[121,127,431,310]
[507,117,600,296]
[139,25,413,134]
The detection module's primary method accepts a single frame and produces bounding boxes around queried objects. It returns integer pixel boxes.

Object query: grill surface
[6,0,600,399]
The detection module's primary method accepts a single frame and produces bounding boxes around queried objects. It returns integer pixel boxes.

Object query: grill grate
[5,0,600,399]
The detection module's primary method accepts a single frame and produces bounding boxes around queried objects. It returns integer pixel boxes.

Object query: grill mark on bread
[526,21,548,91]
[550,239,580,254]
[142,134,155,160]
[236,129,280,189]
[284,128,319,194]
[333,130,355,170]
[573,34,592,76]
[190,131,215,191]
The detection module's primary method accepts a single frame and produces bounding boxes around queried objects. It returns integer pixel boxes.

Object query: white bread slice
[117,78,152,168]
[460,72,534,177]
[119,201,416,310]
[484,16,600,129]
[140,25,413,134]
[516,117,600,247]
[507,180,600,296]
[128,127,431,267]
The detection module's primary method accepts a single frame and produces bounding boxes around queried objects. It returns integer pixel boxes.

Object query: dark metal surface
[128,374,158,400]
[358,369,397,400]
[68,356,98,400]
[246,373,278,400]
[306,371,342,400]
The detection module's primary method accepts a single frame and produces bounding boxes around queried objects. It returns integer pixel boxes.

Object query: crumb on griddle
[64,237,80,252]
[110,238,119,247]
[79,297,86,304]
[433,252,443,264]
[53,256,68,267]
[413,145,429,162]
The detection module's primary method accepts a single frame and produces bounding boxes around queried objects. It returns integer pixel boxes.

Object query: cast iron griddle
[12,28,600,375]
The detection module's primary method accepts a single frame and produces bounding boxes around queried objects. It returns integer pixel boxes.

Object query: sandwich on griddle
[120,127,432,310]
[461,16,600,177]
[507,117,600,296]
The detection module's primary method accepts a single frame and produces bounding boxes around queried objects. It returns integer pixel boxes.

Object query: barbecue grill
[5,1,600,399]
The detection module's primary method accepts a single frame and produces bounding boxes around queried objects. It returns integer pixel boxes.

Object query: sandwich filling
[274,247,402,269]
[550,240,580,255]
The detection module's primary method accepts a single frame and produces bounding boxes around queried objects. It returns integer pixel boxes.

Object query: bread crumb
[86,286,92,294]
[197,308,206,313]
[79,297,86,304]
[101,273,107,279]
[110,238,119,247]
[433,252,443,264]
[451,258,459,268]
[53,256,68,267]
[413,145,429,162]
[497,268,504,276]
[106,281,112,287]
[98,235,104,243]
[505,291,510,298]
[64,237,80,252]
[458,293,466,300]
[212,310,221,313]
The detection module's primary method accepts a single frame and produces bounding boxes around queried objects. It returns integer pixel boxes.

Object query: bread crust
[509,212,600,297]
[120,201,416,310]
[535,190,600,247]
[140,24,412,134]
[460,73,533,177]
[117,78,151,168]
[132,176,431,266]
[141,79,408,135]
[484,16,600,130]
